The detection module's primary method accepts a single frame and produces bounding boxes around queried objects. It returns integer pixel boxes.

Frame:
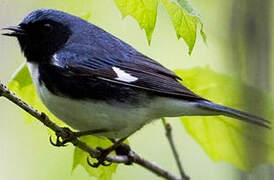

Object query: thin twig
[0,81,181,180]
[162,118,189,180]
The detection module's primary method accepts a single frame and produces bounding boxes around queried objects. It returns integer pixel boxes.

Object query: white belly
[38,87,152,138]
[27,63,211,138]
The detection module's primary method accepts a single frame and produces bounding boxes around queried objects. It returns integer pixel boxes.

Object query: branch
[162,118,189,180]
[0,81,182,180]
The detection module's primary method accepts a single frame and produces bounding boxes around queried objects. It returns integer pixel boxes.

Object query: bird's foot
[115,143,133,165]
[87,142,133,168]
[49,127,76,147]
[87,147,113,168]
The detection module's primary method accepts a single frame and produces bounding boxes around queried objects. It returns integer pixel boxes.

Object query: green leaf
[8,63,42,123]
[114,0,206,54]
[175,67,274,171]
[114,0,158,44]
[175,0,207,43]
[176,0,198,16]
[72,136,118,180]
[160,0,204,54]
[8,65,118,179]
[9,63,32,89]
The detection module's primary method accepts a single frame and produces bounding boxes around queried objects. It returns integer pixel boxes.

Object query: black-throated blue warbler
[2,9,270,145]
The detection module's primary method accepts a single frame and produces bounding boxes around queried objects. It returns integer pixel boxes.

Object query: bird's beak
[2,25,26,37]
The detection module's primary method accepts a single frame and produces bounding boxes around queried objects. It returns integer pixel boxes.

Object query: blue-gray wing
[53,45,204,100]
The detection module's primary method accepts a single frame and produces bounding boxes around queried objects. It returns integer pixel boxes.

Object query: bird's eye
[42,23,53,32]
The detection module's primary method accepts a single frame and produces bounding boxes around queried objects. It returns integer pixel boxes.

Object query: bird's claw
[87,147,113,168]
[49,136,67,147]
[87,157,112,168]
[49,127,76,147]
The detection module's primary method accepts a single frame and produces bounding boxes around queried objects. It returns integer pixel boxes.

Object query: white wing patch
[112,67,138,83]
[52,54,62,67]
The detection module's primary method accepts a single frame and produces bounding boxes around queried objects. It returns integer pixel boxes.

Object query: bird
[2,9,270,162]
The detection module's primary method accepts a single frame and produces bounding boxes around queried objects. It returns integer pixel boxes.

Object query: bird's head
[2,9,86,62]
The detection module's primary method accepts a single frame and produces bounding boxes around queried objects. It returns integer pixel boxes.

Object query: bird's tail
[197,100,271,129]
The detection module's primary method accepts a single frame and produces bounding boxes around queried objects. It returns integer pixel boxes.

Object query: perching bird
[2,9,270,141]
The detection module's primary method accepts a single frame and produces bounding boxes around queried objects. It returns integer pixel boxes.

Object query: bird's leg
[50,128,109,147]
[87,137,130,168]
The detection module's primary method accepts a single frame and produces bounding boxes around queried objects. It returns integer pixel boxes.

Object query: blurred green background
[0,0,273,179]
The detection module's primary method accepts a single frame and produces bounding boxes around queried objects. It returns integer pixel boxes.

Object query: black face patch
[18,20,71,63]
